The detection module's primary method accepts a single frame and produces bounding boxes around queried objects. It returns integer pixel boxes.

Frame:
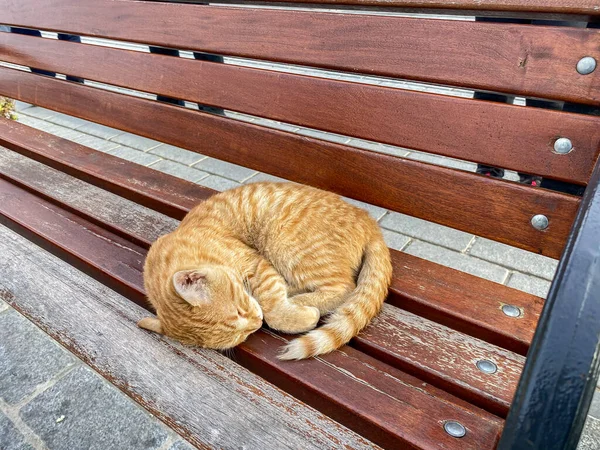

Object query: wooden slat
[0,179,504,449]
[0,74,581,258]
[0,224,380,450]
[3,1,600,104]
[3,32,599,177]
[0,147,526,416]
[0,141,543,357]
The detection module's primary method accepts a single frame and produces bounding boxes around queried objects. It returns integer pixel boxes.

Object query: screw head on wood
[477,360,498,374]
[554,138,573,154]
[444,421,467,438]
[577,56,597,75]
[531,214,549,231]
[502,304,522,318]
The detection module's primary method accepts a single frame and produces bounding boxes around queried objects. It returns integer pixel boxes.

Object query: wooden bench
[1,1,599,448]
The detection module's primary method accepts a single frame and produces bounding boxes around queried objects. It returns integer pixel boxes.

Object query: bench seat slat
[0,76,580,258]
[0,125,545,354]
[0,176,503,449]
[3,32,599,182]
[3,0,600,104]
[0,143,526,416]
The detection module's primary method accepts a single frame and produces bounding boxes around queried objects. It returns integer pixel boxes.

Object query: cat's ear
[173,269,212,306]
[138,317,163,334]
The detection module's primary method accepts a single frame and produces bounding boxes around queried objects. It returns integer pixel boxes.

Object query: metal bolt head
[577,56,597,75]
[531,214,549,231]
[444,421,467,438]
[502,304,522,318]
[554,138,573,155]
[477,359,498,374]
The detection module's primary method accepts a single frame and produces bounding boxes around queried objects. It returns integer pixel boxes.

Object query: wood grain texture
[0,77,581,258]
[0,156,523,416]
[0,180,504,449]
[356,305,525,417]
[3,0,600,104]
[0,225,380,450]
[3,32,599,177]
[0,135,545,355]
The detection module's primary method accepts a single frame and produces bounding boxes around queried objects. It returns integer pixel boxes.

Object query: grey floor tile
[0,309,76,405]
[404,240,509,283]
[380,212,473,251]
[469,238,558,280]
[45,113,90,129]
[109,147,162,165]
[71,133,122,153]
[193,157,256,182]
[75,122,123,139]
[149,144,206,165]
[343,197,388,221]
[0,411,34,450]
[20,107,55,120]
[578,416,600,450]
[149,160,209,182]
[382,229,411,251]
[20,366,168,450]
[111,132,163,151]
[507,272,552,298]
[197,175,242,191]
[244,173,290,184]
[406,151,477,172]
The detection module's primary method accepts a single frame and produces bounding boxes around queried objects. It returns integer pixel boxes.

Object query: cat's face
[139,267,263,350]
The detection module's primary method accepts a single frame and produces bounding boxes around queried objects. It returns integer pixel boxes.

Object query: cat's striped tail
[278,234,392,360]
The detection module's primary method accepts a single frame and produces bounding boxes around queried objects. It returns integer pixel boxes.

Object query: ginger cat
[139,182,392,359]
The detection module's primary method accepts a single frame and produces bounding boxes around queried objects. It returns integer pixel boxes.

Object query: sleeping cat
[139,182,392,360]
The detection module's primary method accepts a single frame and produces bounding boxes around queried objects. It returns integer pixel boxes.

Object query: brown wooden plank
[0,149,525,417]
[0,224,381,450]
[0,74,581,258]
[3,0,600,104]
[0,179,503,449]
[0,140,543,356]
[356,305,525,417]
[3,32,599,177]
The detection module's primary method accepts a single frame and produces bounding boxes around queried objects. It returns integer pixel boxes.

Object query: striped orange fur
[139,182,392,360]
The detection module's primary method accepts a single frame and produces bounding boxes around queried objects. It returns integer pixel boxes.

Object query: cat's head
[139,267,263,350]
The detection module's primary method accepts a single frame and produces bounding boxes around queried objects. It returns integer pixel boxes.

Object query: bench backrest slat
[4,0,600,105]
[2,32,599,184]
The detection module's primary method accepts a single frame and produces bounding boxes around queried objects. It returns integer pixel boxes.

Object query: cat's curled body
[140,182,392,360]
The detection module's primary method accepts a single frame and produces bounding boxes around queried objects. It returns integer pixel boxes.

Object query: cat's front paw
[264,305,320,334]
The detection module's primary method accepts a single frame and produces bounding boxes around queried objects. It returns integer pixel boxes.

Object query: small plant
[0,97,17,120]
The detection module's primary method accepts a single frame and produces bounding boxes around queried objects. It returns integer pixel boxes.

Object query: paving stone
[343,197,388,221]
[244,173,290,184]
[0,410,35,450]
[193,157,257,182]
[20,366,169,450]
[406,151,477,172]
[0,309,76,405]
[149,144,206,165]
[404,240,509,283]
[589,389,600,420]
[469,237,558,280]
[16,115,72,137]
[347,138,410,157]
[52,128,88,140]
[111,132,163,151]
[45,113,90,129]
[149,160,209,182]
[20,106,55,120]
[252,118,300,133]
[507,272,552,298]
[382,229,411,251]
[169,440,196,450]
[71,133,122,153]
[295,127,352,144]
[197,174,242,191]
[14,101,32,112]
[380,212,473,251]
[109,146,162,165]
[0,298,8,313]
[578,416,600,450]
[75,122,123,139]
